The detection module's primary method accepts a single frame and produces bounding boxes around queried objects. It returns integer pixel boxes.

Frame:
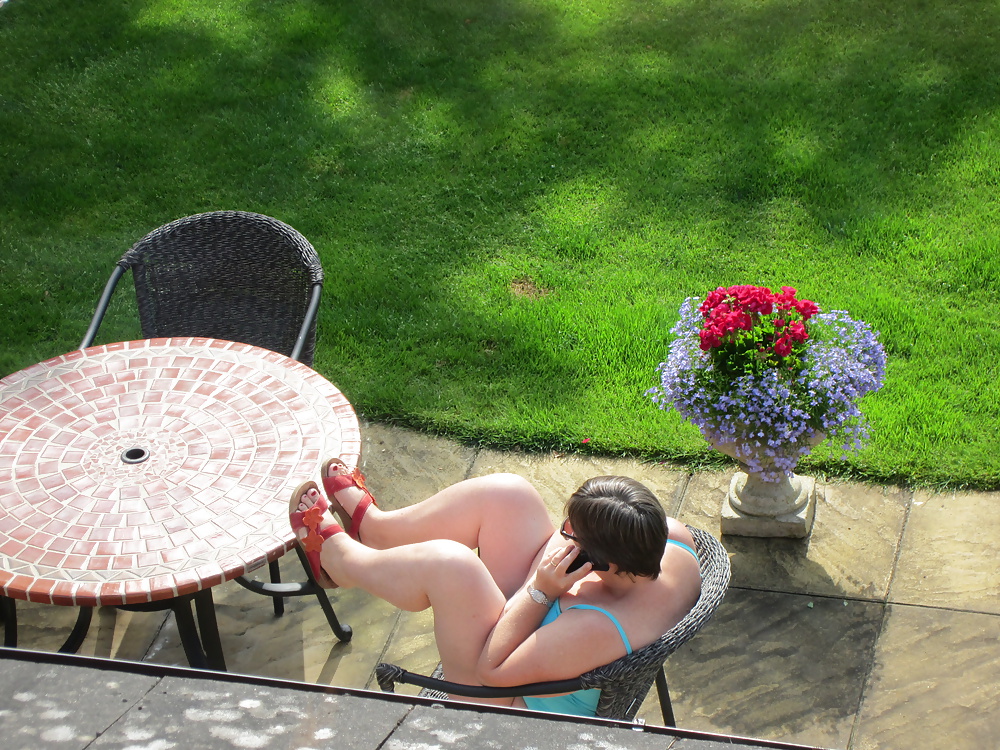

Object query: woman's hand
[530,544,593,600]
[478,543,601,686]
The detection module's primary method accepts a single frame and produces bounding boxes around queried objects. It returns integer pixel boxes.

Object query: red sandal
[322,457,377,543]
[289,480,343,589]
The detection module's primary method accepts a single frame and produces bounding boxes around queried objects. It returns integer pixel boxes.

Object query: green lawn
[2,0,998,489]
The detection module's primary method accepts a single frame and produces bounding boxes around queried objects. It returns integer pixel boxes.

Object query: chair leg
[269,559,284,617]
[1,596,17,647]
[655,667,676,727]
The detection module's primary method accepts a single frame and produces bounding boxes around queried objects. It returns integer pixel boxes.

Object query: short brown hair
[566,476,667,579]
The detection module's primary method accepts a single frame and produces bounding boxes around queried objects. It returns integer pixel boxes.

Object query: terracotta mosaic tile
[0,338,359,606]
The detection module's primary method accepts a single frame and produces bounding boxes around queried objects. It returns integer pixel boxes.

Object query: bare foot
[288,482,341,588]
[321,457,378,542]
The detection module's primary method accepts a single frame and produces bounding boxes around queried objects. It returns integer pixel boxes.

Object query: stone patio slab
[650,588,882,749]
[852,604,1000,750]
[378,607,440,697]
[357,422,478,510]
[0,655,159,750]
[678,472,909,600]
[91,673,410,750]
[889,489,1000,612]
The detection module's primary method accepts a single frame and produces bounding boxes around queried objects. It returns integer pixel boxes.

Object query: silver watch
[527,584,553,607]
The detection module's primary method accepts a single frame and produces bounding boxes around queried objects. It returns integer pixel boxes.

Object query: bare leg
[326,470,555,598]
[315,522,514,705]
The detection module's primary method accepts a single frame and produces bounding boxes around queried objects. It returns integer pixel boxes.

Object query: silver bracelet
[526,583,554,607]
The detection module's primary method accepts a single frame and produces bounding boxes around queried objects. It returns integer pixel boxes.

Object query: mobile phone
[567,548,611,573]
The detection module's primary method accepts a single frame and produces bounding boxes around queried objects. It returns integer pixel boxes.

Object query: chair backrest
[118,211,324,365]
[581,526,731,720]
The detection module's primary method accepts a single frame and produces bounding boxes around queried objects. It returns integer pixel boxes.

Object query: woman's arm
[475,544,623,687]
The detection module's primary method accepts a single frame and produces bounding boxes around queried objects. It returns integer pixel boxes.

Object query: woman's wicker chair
[1,211,349,662]
[375,526,730,724]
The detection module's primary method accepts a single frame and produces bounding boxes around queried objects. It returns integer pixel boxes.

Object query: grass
[1,0,998,489]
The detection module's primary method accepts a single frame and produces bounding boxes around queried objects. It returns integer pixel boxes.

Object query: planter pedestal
[708,431,826,539]
[720,471,820,538]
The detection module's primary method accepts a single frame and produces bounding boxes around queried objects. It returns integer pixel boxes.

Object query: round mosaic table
[0,338,360,663]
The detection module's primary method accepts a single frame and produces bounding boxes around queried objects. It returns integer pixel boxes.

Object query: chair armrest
[80,265,127,349]
[374,662,584,699]
[290,282,323,363]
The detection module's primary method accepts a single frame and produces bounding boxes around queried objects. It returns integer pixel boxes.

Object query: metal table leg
[269,559,284,617]
[124,590,227,671]
[58,607,93,654]
[171,596,211,670]
[1,596,17,648]
[192,589,226,671]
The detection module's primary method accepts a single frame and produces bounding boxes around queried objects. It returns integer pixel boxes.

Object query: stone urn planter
[709,431,826,538]
[647,285,887,540]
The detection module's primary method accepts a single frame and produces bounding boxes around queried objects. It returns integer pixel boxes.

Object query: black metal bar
[57,607,93,654]
[655,668,676,727]
[293,546,352,643]
[80,265,126,348]
[1,597,16,648]
[193,589,226,671]
[290,283,322,363]
[268,560,284,617]
[374,663,584,699]
[170,597,209,670]
[311,586,352,643]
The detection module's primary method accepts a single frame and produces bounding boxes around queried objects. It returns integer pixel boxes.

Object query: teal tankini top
[521,538,699,717]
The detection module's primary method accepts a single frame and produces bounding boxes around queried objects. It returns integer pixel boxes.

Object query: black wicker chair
[375,526,730,724]
[80,210,324,364]
[1,211,349,665]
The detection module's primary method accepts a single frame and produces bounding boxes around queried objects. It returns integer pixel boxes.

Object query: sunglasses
[560,520,611,572]
[560,519,580,542]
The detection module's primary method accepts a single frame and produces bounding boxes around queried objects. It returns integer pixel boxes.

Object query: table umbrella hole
[121,447,150,464]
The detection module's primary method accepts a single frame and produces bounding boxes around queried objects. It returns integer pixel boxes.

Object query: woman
[290,459,702,717]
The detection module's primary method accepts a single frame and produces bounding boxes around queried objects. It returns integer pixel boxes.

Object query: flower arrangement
[647,285,887,480]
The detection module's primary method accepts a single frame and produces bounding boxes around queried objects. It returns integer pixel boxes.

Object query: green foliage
[1,0,998,488]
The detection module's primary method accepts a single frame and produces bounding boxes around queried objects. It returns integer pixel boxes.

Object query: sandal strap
[348,493,375,543]
[322,466,367,495]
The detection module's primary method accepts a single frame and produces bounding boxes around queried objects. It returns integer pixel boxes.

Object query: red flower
[795,299,819,319]
[699,287,730,313]
[788,321,808,342]
[699,327,723,350]
[774,336,793,358]
[696,284,816,358]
